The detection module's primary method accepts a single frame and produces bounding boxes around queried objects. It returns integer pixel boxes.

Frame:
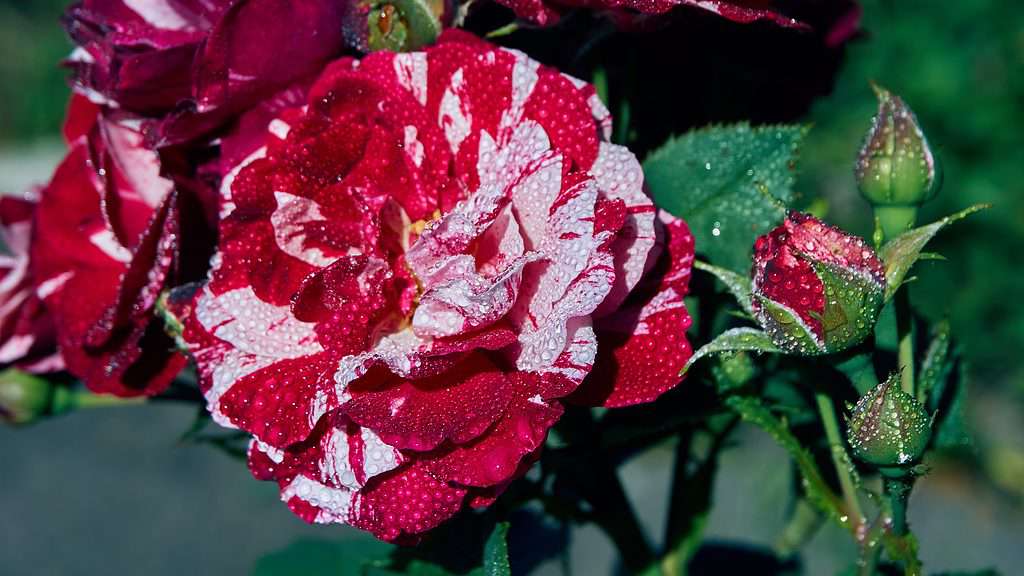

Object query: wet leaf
[879,204,988,300]
[682,327,782,376]
[930,356,972,452]
[474,522,511,576]
[918,319,952,404]
[694,260,754,316]
[644,123,807,272]
[725,396,845,524]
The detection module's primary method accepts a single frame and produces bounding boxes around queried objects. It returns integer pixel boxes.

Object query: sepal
[693,260,754,316]
[682,327,781,376]
[879,204,988,300]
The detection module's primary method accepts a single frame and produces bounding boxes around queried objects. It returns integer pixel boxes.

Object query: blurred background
[1,0,1021,574]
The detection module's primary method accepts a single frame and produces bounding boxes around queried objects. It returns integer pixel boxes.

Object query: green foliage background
[794,0,1024,398]
[0,0,71,143]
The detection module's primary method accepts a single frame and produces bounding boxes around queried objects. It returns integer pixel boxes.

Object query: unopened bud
[847,373,931,467]
[348,0,446,53]
[855,84,939,208]
[0,369,64,426]
[751,213,886,356]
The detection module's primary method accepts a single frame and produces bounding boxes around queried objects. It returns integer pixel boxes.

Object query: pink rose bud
[751,213,885,356]
[847,372,931,468]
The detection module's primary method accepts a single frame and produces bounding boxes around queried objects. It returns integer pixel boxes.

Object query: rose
[63,0,351,145]
[493,0,809,28]
[30,94,199,396]
[751,212,885,356]
[182,31,694,541]
[0,195,61,373]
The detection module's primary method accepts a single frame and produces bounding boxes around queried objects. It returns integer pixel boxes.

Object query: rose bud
[751,213,885,356]
[847,373,931,467]
[0,369,60,426]
[855,84,940,235]
[359,0,448,53]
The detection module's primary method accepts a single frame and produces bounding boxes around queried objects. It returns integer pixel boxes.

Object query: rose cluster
[1,0,866,543]
[0,0,716,541]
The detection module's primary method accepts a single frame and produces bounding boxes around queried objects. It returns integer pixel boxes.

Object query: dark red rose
[0,195,61,374]
[63,0,351,145]
[181,32,694,542]
[494,0,809,27]
[31,94,190,396]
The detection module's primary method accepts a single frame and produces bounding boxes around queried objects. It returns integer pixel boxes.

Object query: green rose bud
[363,0,445,53]
[847,373,931,467]
[0,369,64,426]
[855,84,940,237]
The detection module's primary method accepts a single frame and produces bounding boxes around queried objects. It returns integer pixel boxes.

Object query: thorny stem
[857,532,880,576]
[814,392,865,530]
[661,429,696,576]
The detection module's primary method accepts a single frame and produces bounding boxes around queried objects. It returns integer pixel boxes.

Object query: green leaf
[253,538,392,576]
[693,260,754,316]
[476,522,511,576]
[879,204,988,300]
[644,123,807,271]
[375,561,454,576]
[918,319,952,404]
[930,356,972,451]
[682,327,782,376]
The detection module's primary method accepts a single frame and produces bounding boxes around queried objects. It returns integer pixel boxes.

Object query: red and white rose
[30,95,190,396]
[182,32,694,541]
[0,195,61,373]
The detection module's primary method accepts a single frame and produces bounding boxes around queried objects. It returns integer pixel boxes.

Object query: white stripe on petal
[280,475,358,524]
[393,52,429,106]
[89,229,131,263]
[196,286,323,358]
[439,69,472,154]
[270,192,341,268]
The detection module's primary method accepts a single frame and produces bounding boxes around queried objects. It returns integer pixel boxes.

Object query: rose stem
[814,392,865,530]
